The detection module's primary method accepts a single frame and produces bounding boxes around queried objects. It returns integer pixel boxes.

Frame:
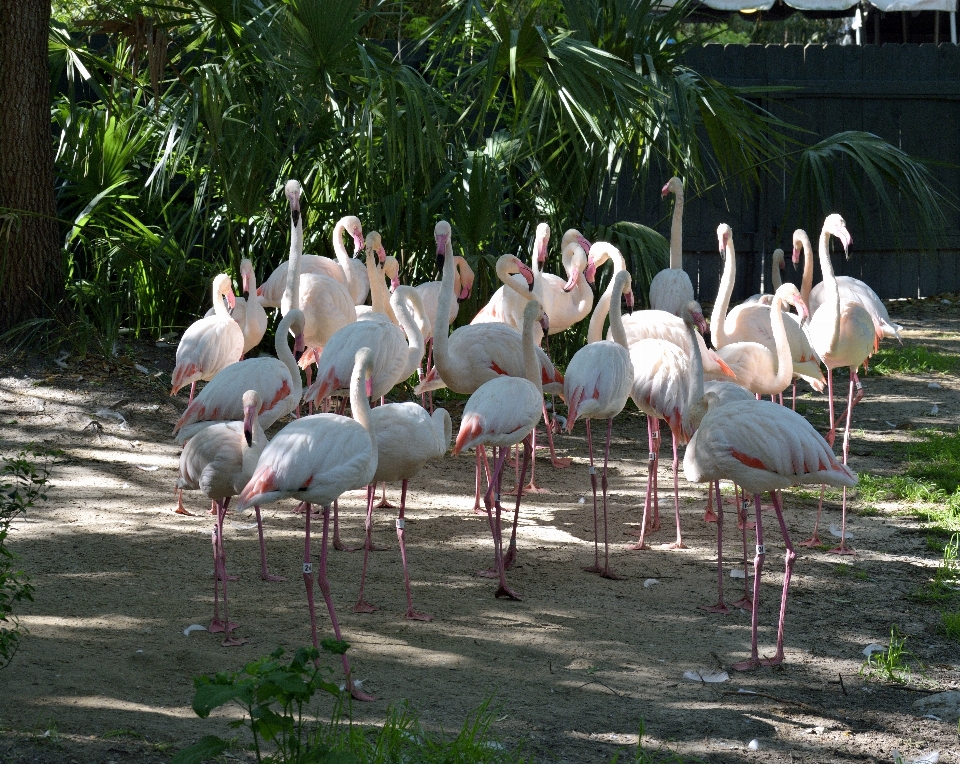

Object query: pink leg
[395,480,431,621]
[732,494,766,671]
[473,447,493,515]
[791,380,797,411]
[626,417,657,550]
[375,481,396,509]
[211,500,244,645]
[703,480,718,523]
[479,447,521,600]
[582,419,602,573]
[354,486,378,613]
[541,399,571,469]
[174,487,194,516]
[255,505,285,582]
[830,376,859,556]
[651,420,661,531]
[666,432,687,549]
[798,485,825,547]
[331,499,347,551]
[731,492,753,610]
[700,481,730,614]
[503,438,532,571]
[825,367,837,448]
[760,490,797,666]
[597,418,620,579]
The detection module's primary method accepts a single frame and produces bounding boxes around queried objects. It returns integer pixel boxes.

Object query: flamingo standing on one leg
[452,299,547,600]
[648,176,695,317]
[353,403,451,620]
[683,392,856,670]
[171,273,244,401]
[237,348,379,701]
[563,269,634,578]
[177,390,276,645]
[800,216,875,554]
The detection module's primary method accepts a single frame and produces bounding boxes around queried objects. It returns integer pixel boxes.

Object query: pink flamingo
[649,176,695,317]
[177,390,277,645]
[683,392,856,670]
[259,214,367,309]
[237,348,379,702]
[563,269,634,578]
[204,258,268,356]
[452,299,546,600]
[353,403,451,620]
[799,216,875,554]
[171,273,244,401]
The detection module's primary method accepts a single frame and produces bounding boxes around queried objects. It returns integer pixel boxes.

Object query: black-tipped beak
[292,209,300,227]
[294,348,304,363]
[436,253,445,271]
[244,429,253,447]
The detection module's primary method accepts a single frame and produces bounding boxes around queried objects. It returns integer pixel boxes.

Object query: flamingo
[171,274,244,400]
[472,252,550,344]
[799,216,876,554]
[280,181,356,359]
[204,259,268,355]
[177,390,275,645]
[258,214,366,309]
[353,403,451,620]
[173,309,306,444]
[741,248,785,306]
[795,229,902,351]
[452,299,546,600]
[352,232,396,326]
[713,225,825,395]
[649,176,695,317]
[683,391,857,670]
[237,347,379,702]
[564,269,634,578]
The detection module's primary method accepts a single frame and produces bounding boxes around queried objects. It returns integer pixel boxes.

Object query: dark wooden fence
[628,43,960,305]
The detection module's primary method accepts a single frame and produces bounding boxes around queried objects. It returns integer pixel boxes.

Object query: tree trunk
[0,0,61,332]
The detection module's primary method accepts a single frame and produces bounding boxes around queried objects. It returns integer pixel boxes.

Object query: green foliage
[868,344,958,376]
[0,450,55,668]
[859,626,919,684]
[941,609,960,642]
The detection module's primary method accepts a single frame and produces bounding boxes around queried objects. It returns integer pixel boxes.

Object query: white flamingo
[259,214,367,309]
[353,403,451,620]
[177,390,276,645]
[452,299,546,600]
[237,347,378,701]
[563,269,634,578]
[799,216,876,554]
[171,273,244,400]
[649,176,695,317]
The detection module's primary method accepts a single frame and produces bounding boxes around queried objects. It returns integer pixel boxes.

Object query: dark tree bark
[0,0,61,332]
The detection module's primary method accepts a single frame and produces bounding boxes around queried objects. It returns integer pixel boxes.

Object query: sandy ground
[1,296,959,763]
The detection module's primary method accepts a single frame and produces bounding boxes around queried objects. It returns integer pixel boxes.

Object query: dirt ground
[1,295,960,764]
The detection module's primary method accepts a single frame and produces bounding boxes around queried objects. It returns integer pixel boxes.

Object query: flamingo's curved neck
[282,202,303,314]
[366,247,397,323]
[391,286,426,381]
[817,227,842,354]
[497,258,535,305]
[798,231,814,306]
[349,357,377,454]
[771,254,783,292]
[768,291,795,392]
[711,234,736,348]
[684,317,706,431]
[586,285,612,345]
[669,188,684,270]
[333,217,358,295]
[521,307,543,392]
[432,236,455,378]
[275,312,304,399]
[212,275,233,319]
[607,277,629,349]
[590,243,626,274]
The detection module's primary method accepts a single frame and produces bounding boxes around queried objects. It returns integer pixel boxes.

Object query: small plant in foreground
[0,449,55,669]
[860,626,921,684]
[611,718,701,763]
[941,610,960,642]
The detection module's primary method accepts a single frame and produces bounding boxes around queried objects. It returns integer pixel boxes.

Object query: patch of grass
[940,610,960,642]
[859,626,921,684]
[855,505,880,517]
[869,344,958,376]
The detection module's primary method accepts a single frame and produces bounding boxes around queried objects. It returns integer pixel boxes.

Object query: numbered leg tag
[589,466,596,475]
[395,518,405,530]
[756,544,765,556]
[855,381,863,391]
[494,493,500,503]
[742,499,750,512]
[303,562,313,575]
[648,452,656,462]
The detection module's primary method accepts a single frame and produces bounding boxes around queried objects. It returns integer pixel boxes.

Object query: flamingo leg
[473,447,493,515]
[829,374,859,556]
[651,420,661,531]
[731,492,753,610]
[582,419,601,574]
[479,447,520,600]
[666,432,687,549]
[540,399,571,469]
[255,504,285,582]
[703,478,718,524]
[174,487,194,516]
[395,480,431,621]
[732,494,766,671]
[791,380,797,411]
[626,416,657,551]
[598,418,620,579]
[331,499,346,551]
[375,481,396,509]
[798,485,826,547]
[503,437,531,572]
[211,499,244,645]
[760,490,797,666]
[825,367,837,447]
[354,485,378,613]
[700,480,731,614]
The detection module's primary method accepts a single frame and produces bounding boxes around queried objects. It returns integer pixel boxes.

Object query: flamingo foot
[261,572,286,582]
[353,600,378,614]
[375,497,397,509]
[737,520,756,531]
[828,545,856,556]
[209,618,238,634]
[220,636,248,647]
[798,534,823,548]
[550,457,573,468]
[216,573,239,582]
[666,542,689,550]
[174,506,195,516]
[495,584,521,600]
[350,685,376,702]
[703,508,718,523]
[759,653,785,667]
[332,537,348,552]
[522,481,550,494]
[699,602,732,615]
[730,597,753,610]
[405,610,433,622]
[731,658,761,671]
[477,568,498,579]
[624,541,650,551]
[503,546,517,570]
[473,505,487,516]
[598,566,623,580]
[650,518,662,532]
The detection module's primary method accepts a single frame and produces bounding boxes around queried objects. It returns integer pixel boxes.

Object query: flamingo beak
[242,272,250,295]
[293,332,306,362]
[661,182,670,198]
[243,405,255,447]
[577,234,591,253]
[390,276,400,293]
[793,296,810,322]
[377,245,387,264]
[779,258,785,271]
[792,244,801,266]
[365,376,373,398]
[517,260,535,292]
[457,285,471,302]
[694,312,708,335]
[624,290,635,315]
[256,285,264,297]
[435,234,448,258]
[539,312,550,334]
[537,236,548,266]
[719,232,727,253]
[584,256,597,284]
[226,289,236,310]
[562,266,579,293]
[291,207,300,227]
[352,231,365,255]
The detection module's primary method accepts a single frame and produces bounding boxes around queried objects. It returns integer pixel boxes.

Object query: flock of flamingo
[170,177,901,699]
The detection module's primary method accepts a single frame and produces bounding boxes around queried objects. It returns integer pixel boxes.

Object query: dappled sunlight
[35,695,201,720]
[19,614,162,632]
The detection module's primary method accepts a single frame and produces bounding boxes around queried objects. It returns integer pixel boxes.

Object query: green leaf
[191,682,240,718]
[168,735,230,764]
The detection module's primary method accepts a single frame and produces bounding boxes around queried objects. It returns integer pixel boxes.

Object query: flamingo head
[684,300,709,335]
[773,248,785,271]
[662,176,682,199]
[284,180,302,225]
[226,288,237,310]
[455,257,475,302]
[513,257,535,292]
[717,223,732,254]
[535,222,550,265]
[241,390,262,447]
[577,233,591,256]
[824,213,852,257]
[434,220,451,266]
[384,256,400,292]
[562,266,580,293]
[347,217,365,255]
[365,231,386,264]
[352,347,375,399]
[776,283,809,322]
[538,309,550,335]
